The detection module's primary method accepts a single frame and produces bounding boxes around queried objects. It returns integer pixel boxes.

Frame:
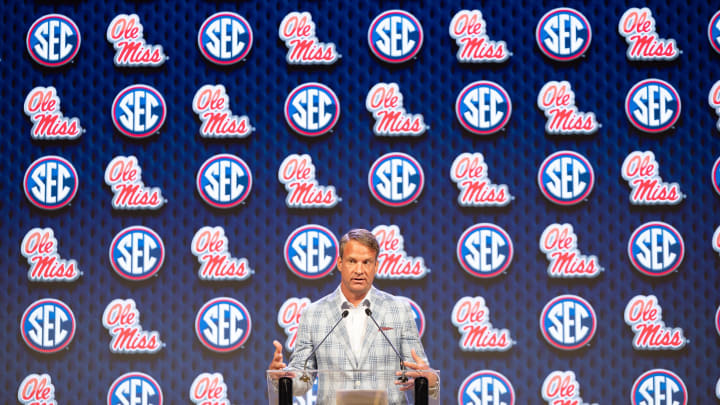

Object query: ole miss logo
[285,83,340,137]
[284,224,339,279]
[190,373,231,404]
[536,8,591,61]
[109,226,165,281]
[456,81,511,135]
[195,297,252,352]
[710,11,720,54]
[457,223,513,278]
[111,84,166,138]
[625,79,681,133]
[631,369,687,405]
[27,14,81,67]
[196,154,253,209]
[368,10,423,63]
[24,156,78,210]
[198,12,253,65]
[538,151,594,205]
[18,373,56,405]
[458,370,515,405]
[21,298,75,353]
[540,295,596,350]
[107,372,163,405]
[368,152,424,207]
[628,221,684,277]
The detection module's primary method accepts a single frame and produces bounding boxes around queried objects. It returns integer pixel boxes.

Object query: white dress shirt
[339,291,372,359]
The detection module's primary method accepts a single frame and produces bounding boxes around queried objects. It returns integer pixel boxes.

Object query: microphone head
[341,309,349,318]
[364,307,372,316]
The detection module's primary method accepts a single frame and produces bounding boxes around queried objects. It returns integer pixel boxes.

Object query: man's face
[337,240,378,301]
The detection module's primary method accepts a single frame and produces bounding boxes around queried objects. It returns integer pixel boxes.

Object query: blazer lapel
[356,291,385,368]
[329,288,358,368]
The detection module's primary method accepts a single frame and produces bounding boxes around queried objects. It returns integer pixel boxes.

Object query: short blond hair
[339,229,379,259]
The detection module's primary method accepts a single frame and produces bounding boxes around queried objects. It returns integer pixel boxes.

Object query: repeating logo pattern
[279,11,339,64]
[537,81,599,134]
[631,369,687,405]
[284,82,340,137]
[104,155,165,210]
[540,295,596,351]
[111,84,166,138]
[536,8,591,61]
[709,80,720,131]
[368,10,423,63]
[539,223,602,278]
[197,12,253,65]
[27,14,81,67]
[624,294,687,350]
[109,225,165,281]
[102,298,163,353]
[713,157,720,196]
[456,80,512,135]
[450,152,512,207]
[538,151,594,205]
[458,370,515,405]
[277,297,310,351]
[24,156,78,210]
[21,298,75,353]
[709,11,720,54]
[400,296,426,338]
[628,221,684,277]
[106,14,167,67]
[457,223,513,278]
[195,297,252,352]
[452,296,513,351]
[449,9,510,63]
[192,84,253,138]
[107,372,163,405]
[284,224,338,279]
[372,224,429,279]
[542,371,597,405]
[24,86,83,139]
[621,151,683,205]
[191,226,253,281]
[618,8,680,61]
[625,79,681,133]
[21,227,81,282]
[190,373,231,405]
[18,373,56,405]
[278,154,340,208]
[365,82,427,136]
[368,152,424,207]
[196,154,253,209]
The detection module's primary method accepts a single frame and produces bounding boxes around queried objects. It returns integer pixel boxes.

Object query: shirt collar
[339,287,374,310]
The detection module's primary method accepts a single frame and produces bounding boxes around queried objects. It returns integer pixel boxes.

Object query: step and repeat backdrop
[4,0,720,403]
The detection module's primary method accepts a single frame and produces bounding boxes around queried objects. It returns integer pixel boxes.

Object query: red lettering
[375,228,400,251]
[453,156,485,179]
[23,230,55,255]
[368,86,399,110]
[109,16,140,41]
[26,90,56,113]
[281,157,312,181]
[451,12,484,36]
[194,229,225,254]
[20,376,52,400]
[621,10,652,35]
[107,158,139,183]
[544,375,575,398]
[627,298,658,323]
[454,300,485,324]
[541,84,571,108]
[543,227,573,251]
[104,302,136,327]
[195,88,225,111]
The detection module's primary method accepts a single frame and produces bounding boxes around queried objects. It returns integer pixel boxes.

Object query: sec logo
[26,14,81,67]
[540,295,596,350]
[538,151,594,205]
[625,79,681,133]
[284,224,339,279]
[457,223,513,279]
[458,370,515,405]
[107,372,163,405]
[198,12,253,65]
[368,152,424,207]
[368,10,423,63]
[712,157,720,195]
[709,11,720,54]
[400,296,425,338]
[628,221,684,277]
[21,298,75,353]
[109,226,165,281]
[111,84,166,138]
[284,83,340,137]
[196,154,253,208]
[456,81,512,135]
[536,8,591,61]
[631,369,687,405]
[195,297,252,352]
[24,156,78,210]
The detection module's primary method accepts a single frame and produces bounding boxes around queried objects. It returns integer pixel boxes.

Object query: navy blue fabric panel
[2,0,720,403]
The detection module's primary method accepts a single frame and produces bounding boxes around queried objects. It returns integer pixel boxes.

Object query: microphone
[364,305,408,382]
[300,308,349,382]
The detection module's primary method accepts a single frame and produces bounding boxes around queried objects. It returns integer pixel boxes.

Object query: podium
[266,369,440,405]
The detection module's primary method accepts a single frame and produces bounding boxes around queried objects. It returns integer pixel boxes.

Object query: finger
[273,340,283,355]
[410,348,424,364]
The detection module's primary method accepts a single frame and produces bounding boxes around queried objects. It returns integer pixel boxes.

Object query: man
[269,229,437,404]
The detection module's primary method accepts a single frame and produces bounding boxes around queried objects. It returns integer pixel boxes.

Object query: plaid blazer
[288,286,428,404]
